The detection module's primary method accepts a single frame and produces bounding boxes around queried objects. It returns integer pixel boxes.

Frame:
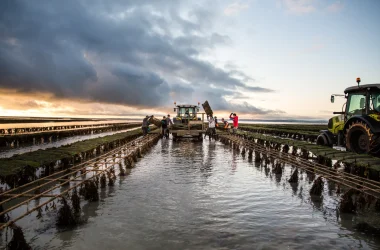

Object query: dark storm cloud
[0,0,274,110]
[170,86,282,115]
[200,88,283,115]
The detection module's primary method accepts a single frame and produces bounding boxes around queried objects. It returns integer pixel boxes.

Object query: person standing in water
[166,114,173,128]
[205,115,216,139]
[161,116,168,138]
[229,113,239,134]
[221,118,229,131]
[214,116,219,128]
[142,115,150,136]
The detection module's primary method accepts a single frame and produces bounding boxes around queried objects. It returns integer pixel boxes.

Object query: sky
[0,0,379,120]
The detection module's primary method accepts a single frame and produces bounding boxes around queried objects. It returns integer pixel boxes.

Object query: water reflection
[3,138,380,250]
[0,120,134,130]
[310,195,324,210]
[0,128,140,158]
[290,182,298,195]
[80,200,100,223]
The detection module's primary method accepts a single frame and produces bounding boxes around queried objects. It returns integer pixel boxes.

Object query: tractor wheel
[345,121,374,154]
[316,134,332,147]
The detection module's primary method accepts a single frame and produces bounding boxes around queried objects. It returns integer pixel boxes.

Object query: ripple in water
[2,138,380,250]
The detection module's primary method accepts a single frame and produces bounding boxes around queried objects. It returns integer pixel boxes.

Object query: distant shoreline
[239,119,327,124]
[0,116,134,124]
[0,116,327,125]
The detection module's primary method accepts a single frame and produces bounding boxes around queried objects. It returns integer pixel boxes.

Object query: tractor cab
[343,85,380,118]
[173,103,201,124]
[318,78,380,155]
[329,81,380,132]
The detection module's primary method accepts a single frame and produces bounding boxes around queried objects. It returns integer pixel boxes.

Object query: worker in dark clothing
[161,116,168,138]
[221,118,229,131]
[166,114,173,128]
[142,115,151,136]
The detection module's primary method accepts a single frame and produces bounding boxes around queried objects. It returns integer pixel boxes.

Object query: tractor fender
[318,130,335,146]
[344,116,380,134]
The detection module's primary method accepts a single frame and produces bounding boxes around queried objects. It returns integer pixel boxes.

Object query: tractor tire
[316,134,332,147]
[345,121,375,154]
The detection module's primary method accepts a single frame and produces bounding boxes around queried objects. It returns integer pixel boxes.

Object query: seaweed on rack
[309,176,324,196]
[56,197,77,227]
[118,163,126,176]
[272,162,282,175]
[107,172,115,186]
[83,180,99,202]
[71,188,81,214]
[124,157,133,169]
[339,189,357,213]
[288,169,298,183]
[100,174,107,188]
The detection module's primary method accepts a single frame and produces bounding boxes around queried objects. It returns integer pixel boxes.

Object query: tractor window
[179,108,186,116]
[370,92,380,112]
[347,94,366,116]
[186,108,195,117]
[178,107,195,117]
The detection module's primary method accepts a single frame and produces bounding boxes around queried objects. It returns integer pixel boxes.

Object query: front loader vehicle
[317,78,380,155]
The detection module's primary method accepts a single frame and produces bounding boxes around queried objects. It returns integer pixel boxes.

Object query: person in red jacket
[229,113,238,134]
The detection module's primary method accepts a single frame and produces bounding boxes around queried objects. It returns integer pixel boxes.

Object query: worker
[221,118,229,131]
[205,115,216,139]
[142,115,150,136]
[229,113,239,134]
[214,116,219,127]
[166,114,173,128]
[161,116,168,138]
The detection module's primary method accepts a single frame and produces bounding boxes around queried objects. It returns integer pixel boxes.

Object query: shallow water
[0,120,135,129]
[2,137,380,250]
[0,127,141,158]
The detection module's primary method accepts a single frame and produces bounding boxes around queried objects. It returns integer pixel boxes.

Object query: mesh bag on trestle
[149,117,162,127]
[202,101,213,117]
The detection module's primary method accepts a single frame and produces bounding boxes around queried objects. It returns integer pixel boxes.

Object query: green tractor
[169,102,206,141]
[317,78,380,155]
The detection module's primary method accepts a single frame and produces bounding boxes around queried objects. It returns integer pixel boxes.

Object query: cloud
[0,0,274,116]
[0,88,281,118]
[184,86,280,116]
[224,2,249,16]
[280,0,344,14]
[326,1,344,13]
[281,0,316,14]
